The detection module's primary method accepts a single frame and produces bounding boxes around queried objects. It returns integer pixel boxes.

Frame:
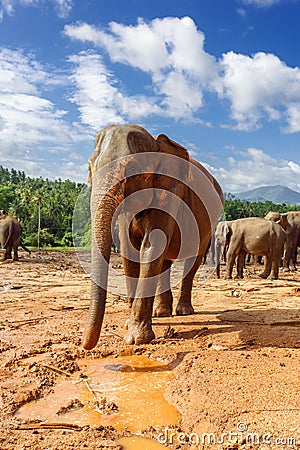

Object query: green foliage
[0,165,85,247]
[1,165,299,249]
[224,195,299,220]
[61,231,74,247]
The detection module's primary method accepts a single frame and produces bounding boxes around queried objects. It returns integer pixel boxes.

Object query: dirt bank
[0,250,299,449]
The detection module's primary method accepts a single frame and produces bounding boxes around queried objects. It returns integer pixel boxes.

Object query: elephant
[82,124,223,349]
[0,216,31,261]
[264,211,281,222]
[225,217,285,280]
[214,220,230,278]
[278,211,300,271]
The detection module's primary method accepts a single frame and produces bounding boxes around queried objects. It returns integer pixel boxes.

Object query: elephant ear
[154,134,190,203]
[156,134,189,162]
[87,130,106,183]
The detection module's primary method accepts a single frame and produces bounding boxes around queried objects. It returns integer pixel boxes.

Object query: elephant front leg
[176,255,201,315]
[153,259,173,317]
[124,233,165,344]
[225,250,236,279]
[124,296,155,345]
[236,251,246,278]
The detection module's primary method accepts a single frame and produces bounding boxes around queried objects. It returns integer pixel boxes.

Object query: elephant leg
[13,242,19,261]
[176,255,202,316]
[153,259,173,317]
[122,256,140,330]
[225,250,236,279]
[119,224,140,330]
[269,261,279,280]
[236,251,246,279]
[282,245,292,271]
[5,245,12,260]
[260,255,271,278]
[124,233,165,345]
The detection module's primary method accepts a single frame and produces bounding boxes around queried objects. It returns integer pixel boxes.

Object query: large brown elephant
[225,217,285,280]
[278,211,300,271]
[83,124,223,349]
[0,216,31,261]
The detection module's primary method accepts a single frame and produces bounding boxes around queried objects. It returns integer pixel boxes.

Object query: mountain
[235,185,300,204]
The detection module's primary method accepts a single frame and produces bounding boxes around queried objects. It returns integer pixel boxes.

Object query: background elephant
[83,124,223,349]
[0,216,31,261]
[214,220,230,278]
[225,217,285,280]
[278,211,300,271]
[264,211,281,222]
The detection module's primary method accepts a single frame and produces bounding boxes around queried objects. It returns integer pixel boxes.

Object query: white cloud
[52,0,72,18]
[65,17,300,133]
[241,0,280,6]
[0,0,73,17]
[68,51,161,129]
[208,147,300,193]
[64,17,222,122]
[220,51,300,132]
[0,47,87,176]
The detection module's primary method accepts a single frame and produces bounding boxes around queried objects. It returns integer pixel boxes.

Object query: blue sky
[1,0,300,193]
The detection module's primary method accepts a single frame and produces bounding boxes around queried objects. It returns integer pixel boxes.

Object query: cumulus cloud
[68,51,162,129]
[64,17,221,121]
[65,17,300,133]
[0,47,86,176]
[208,147,300,193]
[220,51,300,132]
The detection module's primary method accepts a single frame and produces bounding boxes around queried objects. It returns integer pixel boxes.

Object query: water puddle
[16,355,181,432]
[118,435,168,449]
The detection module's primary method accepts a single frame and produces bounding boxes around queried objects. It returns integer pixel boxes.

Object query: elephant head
[83,124,191,350]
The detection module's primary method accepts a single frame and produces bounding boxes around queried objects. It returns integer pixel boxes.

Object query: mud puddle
[16,355,181,432]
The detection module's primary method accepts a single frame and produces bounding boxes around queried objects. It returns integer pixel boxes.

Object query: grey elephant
[0,216,31,261]
[278,211,300,271]
[225,217,285,280]
[214,220,230,278]
[82,124,223,349]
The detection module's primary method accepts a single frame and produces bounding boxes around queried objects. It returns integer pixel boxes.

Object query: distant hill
[235,185,300,205]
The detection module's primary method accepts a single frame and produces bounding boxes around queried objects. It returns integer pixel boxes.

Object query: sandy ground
[0,249,299,449]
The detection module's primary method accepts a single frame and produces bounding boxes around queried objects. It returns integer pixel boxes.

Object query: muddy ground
[0,250,299,449]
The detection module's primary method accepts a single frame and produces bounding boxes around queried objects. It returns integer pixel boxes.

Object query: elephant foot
[176,302,194,316]
[282,267,290,272]
[259,272,269,279]
[123,322,155,345]
[153,304,172,317]
[153,291,173,317]
[268,274,278,280]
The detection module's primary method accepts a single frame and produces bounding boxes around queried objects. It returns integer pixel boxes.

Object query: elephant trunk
[82,195,116,350]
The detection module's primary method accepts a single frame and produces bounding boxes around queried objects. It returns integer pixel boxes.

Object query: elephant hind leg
[259,255,271,278]
[176,255,202,316]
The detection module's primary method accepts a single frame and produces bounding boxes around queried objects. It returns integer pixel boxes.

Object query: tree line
[0,165,299,248]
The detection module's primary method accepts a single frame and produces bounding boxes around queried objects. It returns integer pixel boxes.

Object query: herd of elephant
[1,124,299,347]
[213,212,300,281]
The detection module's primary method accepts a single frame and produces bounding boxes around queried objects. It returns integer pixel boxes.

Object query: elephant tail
[20,240,31,254]
[3,220,13,249]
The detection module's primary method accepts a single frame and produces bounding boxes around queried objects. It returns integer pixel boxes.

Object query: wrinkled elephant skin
[83,124,223,349]
[225,217,286,280]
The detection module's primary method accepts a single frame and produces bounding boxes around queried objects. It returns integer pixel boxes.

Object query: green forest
[0,165,299,248]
